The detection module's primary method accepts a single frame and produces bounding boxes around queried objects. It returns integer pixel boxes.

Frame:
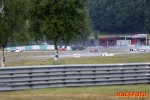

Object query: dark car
[129,48,137,51]
[11,49,16,52]
[71,46,85,50]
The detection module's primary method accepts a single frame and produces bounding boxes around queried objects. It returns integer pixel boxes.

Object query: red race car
[59,48,66,51]
[59,46,67,51]
[90,48,98,52]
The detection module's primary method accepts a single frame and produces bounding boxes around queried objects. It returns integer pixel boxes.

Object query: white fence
[0,63,150,91]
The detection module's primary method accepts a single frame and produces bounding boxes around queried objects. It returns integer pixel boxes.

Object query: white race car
[100,52,114,56]
[11,49,23,52]
[137,48,146,52]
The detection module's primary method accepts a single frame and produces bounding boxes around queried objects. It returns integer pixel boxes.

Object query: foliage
[87,0,150,34]
[0,0,30,46]
[93,30,100,40]
[29,0,90,44]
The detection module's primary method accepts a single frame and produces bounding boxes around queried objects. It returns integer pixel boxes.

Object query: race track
[32,47,150,58]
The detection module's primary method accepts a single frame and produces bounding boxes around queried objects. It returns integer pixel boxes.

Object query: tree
[0,0,5,67]
[29,0,90,64]
[0,0,30,67]
[94,30,100,40]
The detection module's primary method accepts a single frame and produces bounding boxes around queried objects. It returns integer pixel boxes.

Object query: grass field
[0,51,150,100]
[0,51,150,66]
[0,84,149,100]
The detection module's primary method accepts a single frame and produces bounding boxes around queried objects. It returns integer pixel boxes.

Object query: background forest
[87,0,150,34]
[0,0,150,46]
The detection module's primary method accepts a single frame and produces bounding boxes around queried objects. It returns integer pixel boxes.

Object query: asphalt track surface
[33,47,150,58]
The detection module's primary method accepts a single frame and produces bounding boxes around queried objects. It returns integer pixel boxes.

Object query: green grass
[0,84,149,100]
[1,51,55,66]
[60,53,150,64]
[1,51,150,66]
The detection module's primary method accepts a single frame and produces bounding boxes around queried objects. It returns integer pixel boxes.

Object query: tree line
[87,0,150,34]
[1,0,150,47]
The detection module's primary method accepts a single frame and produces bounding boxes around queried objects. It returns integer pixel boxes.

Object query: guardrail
[0,63,150,91]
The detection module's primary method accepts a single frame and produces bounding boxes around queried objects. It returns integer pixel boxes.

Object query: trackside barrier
[0,63,150,91]
[4,45,72,51]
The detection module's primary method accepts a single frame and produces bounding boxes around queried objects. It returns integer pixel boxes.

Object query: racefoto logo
[117,92,147,98]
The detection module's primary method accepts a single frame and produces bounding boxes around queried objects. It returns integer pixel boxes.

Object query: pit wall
[4,45,72,51]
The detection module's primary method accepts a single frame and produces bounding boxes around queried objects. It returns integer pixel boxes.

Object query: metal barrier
[0,63,150,91]
[5,45,72,51]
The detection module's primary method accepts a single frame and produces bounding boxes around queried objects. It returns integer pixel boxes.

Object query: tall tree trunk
[1,44,5,67]
[1,0,5,67]
[54,36,59,64]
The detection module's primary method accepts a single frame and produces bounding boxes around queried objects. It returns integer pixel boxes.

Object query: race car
[129,48,137,51]
[137,48,146,52]
[59,46,67,51]
[100,52,114,56]
[59,47,66,51]
[90,48,98,52]
[71,45,85,50]
[11,49,23,52]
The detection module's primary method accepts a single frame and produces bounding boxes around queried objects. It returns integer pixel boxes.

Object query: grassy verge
[0,51,55,66]
[0,51,150,66]
[0,84,149,100]
[60,53,150,64]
